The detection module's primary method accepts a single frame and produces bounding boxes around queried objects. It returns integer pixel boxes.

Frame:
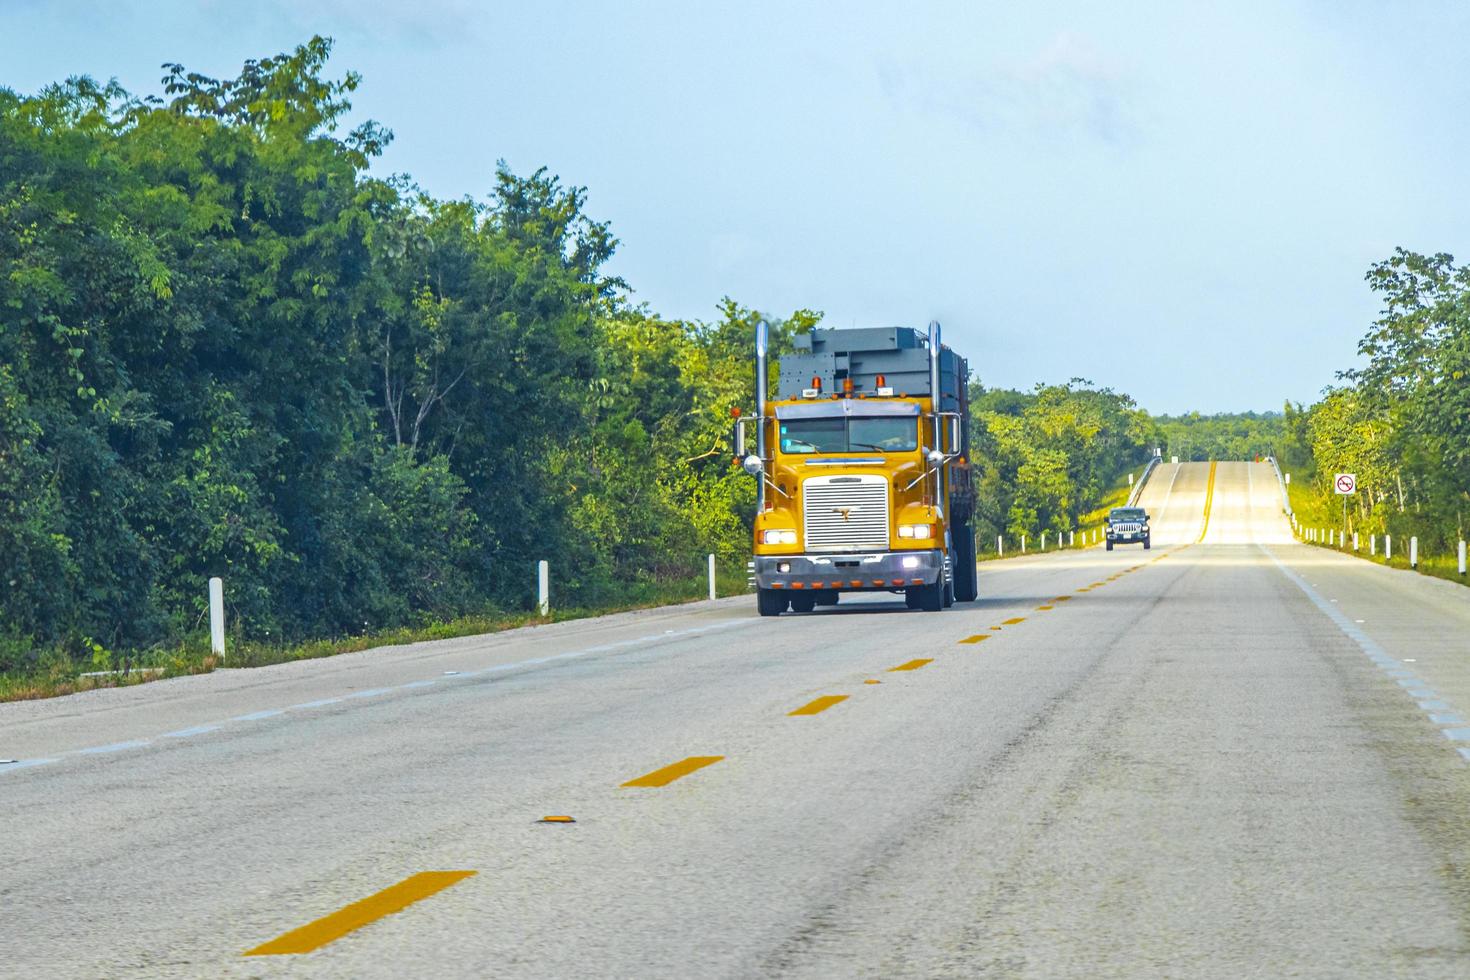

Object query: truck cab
[737,322,977,615]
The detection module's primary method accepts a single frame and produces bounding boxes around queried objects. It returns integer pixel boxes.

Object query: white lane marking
[1264,546,1470,765]
[1428,714,1466,726]
[0,758,57,774]
[162,725,220,739]
[78,740,150,755]
[232,709,284,722]
[17,616,758,774]
[1419,700,1451,711]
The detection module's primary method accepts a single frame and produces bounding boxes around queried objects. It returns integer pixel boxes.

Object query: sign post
[1334,473,1356,546]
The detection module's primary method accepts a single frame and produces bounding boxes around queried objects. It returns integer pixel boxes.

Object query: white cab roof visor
[775,400,920,420]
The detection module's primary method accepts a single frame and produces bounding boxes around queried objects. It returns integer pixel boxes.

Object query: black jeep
[1106,507,1151,550]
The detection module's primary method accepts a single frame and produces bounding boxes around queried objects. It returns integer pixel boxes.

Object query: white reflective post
[707,553,717,600]
[1070,530,1075,547]
[997,535,1003,556]
[1021,535,1027,553]
[1041,532,1047,551]
[1410,536,1418,568]
[208,577,225,659]
[1353,532,1358,551]
[1459,540,1467,576]
[537,560,550,616]
[1370,534,1376,556]
[1385,535,1392,560]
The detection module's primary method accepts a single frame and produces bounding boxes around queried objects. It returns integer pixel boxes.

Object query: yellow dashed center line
[789,695,849,716]
[1053,596,1072,602]
[1002,616,1026,625]
[244,871,476,956]
[622,755,724,788]
[888,658,933,672]
[959,634,991,644]
[1198,460,1218,542]
[1036,604,1054,610]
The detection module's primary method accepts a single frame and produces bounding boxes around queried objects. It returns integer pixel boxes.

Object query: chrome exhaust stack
[751,319,770,508]
[928,319,943,450]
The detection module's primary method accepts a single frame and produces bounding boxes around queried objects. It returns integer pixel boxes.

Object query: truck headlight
[898,524,933,540]
[762,529,797,545]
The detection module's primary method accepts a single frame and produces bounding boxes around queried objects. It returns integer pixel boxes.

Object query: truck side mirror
[742,454,764,477]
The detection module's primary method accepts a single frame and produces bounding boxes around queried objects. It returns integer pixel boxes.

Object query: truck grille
[803,476,889,551]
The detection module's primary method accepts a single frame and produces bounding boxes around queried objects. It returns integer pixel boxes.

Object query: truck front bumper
[753,550,943,591]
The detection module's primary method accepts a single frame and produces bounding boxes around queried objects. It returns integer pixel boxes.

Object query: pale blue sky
[4,1,1468,412]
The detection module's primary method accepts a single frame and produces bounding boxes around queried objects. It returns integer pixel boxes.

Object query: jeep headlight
[898,524,933,540]
[762,529,797,545]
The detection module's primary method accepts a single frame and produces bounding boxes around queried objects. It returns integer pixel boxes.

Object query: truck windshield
[779,417,918,454]
[1111,508,1146,521]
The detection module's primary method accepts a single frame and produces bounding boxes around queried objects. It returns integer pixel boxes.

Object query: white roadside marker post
[1041,531,1047,551]
[1371,534,1376,556]
[1353,532,1359,551]
[1459,540,1466,576]
[997,535,1004,557]
[1410,536,1418,569]
[1385,535,1392,560]
[708,553,717,600]
[537,560,550,617]
[208,576,226,660]
[1021,534,1027,554]
[1070,530,1075,547]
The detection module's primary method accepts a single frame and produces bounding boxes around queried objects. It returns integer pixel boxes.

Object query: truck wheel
[757,588,788,617]
[790,593,817,613]
[953,525,978,602]
[919,580,944,612]
[814,589,840,606]
[1106,540,1114,551]
[905,589,922,609]
[942,574,955,607]
[1143,536,1151,550]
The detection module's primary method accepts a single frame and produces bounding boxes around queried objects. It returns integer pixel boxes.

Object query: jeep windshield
[1110,508,1147,522]
[779,416,919,454]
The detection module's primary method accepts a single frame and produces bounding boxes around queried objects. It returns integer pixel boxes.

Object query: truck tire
[919,580,944,612]
[814,589,839,606]
[1143,536,1151,550]
[1106,540,1114,551]
[905,589,922,609]
[942,573,955,607]
[757,588,788,617]
[953,526,978,602]
[790,593,817,613]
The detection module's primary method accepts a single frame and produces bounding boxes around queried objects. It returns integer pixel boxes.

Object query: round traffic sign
[1335,473,1356,494]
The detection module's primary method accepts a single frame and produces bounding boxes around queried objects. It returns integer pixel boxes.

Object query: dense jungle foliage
[0,39,1262,677]
[1279,249,1470,554]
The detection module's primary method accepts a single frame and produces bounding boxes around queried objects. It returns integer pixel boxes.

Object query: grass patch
[0,569,750,704]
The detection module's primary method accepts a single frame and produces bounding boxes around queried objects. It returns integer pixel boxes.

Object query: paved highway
[4,462,1470,978]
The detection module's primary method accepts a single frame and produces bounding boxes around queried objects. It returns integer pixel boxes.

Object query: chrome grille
[802,476,889,551]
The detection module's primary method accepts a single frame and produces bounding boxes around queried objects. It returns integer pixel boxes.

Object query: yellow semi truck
[736,321,977,616]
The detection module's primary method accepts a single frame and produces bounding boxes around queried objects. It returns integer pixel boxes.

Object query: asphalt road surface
[4,462,1470,978]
